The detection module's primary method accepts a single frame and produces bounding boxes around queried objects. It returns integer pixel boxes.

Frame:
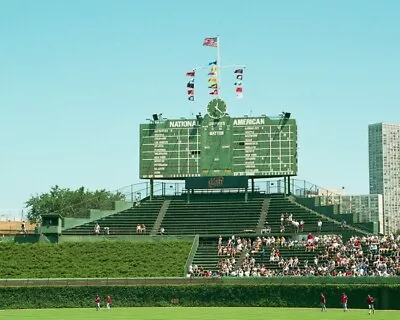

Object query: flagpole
[217,35,221,98]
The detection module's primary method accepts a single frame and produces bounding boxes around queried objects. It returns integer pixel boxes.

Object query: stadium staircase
[191,237,221,272]
[62,198,164,235]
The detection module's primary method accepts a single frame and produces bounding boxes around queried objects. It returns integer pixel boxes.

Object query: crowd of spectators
[189,233,400,278]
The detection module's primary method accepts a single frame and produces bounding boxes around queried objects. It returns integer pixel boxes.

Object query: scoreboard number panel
[200,117,233,175]
[140,115,297,179]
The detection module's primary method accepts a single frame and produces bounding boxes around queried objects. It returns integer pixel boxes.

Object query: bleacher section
[62,199,164,235]
[61,192,368,276]
[161,195,265,236]
[188,194,366,274]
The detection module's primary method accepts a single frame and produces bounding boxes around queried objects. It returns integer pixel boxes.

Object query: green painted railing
[183,235,199,276]
[1,276,400,287]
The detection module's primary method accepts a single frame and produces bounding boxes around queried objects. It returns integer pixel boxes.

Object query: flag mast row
[186,36,245,101]
[217,35,221,99]
[200,36,245,99]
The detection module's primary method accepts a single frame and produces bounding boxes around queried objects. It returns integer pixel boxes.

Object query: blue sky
[1,1,399,216]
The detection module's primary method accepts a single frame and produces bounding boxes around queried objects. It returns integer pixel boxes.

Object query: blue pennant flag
[208,60,217,66]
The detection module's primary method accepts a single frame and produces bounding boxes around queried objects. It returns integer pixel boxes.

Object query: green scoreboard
[140,108,298,179]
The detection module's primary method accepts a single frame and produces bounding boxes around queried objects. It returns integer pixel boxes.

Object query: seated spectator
[159,226,165,235]
[319,250,329,260]
[21,222,27,234]
[104,227,110,235]
[292,220,299,233]
[94,223,100,235]
[287,213,293,225]
[261,227,268,234]
[136,224,142,233]
[141,224,146,233]
[135,192,141,206]
[317,220,322,232]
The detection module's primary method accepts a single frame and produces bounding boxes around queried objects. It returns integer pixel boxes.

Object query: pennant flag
[208,83,218,89]
[186,70,195,77]
[234,69,243,74]
[236,74,243,80]
[208,77,217,83]
[187,82,194,88]
[211,66,218,72]
[188,78,195,83]
[187,89,194,95]
[236,87,243,93]
[188,96,195,101]
[203,37,218,47]
[208,71,216,76]
[208,60,217,66]
[209,89,218,95]
[234,81,242,86]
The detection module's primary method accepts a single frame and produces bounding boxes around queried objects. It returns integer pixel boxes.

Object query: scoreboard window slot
[191,150,201,155]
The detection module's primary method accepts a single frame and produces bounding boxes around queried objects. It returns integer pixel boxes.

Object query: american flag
[203,37,218,47]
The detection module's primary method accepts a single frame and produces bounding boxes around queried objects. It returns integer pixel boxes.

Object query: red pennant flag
[236,87,243,93]
[187,89,194,95]
[209,89,218,95]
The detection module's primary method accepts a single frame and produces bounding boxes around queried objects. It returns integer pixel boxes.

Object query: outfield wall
[1,283,399,310]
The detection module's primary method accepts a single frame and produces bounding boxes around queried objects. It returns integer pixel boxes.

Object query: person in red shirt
[341,293,348,312]
[95,295,101,311]
[366,294,375,315]
[106,295,112,310]
[320,293,327,312]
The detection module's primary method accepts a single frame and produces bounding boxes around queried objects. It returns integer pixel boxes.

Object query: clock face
[207,98,227,119]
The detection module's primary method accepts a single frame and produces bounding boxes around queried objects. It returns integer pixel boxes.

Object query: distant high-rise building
[368,123,400,234]
[331,194,384,234]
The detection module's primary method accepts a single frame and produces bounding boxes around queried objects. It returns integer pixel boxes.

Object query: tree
[25,185,125,223]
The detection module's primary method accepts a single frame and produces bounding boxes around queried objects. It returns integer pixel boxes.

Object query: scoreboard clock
[207,98,227,119]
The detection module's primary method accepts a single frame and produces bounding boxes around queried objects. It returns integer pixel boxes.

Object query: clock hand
[215,106,222,113]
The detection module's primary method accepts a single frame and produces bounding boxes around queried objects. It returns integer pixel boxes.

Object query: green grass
[0,241,192,278]
[0,307,397,320]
